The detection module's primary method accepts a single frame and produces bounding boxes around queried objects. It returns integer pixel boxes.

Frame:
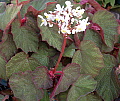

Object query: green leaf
[63,43,76,58]
[95,54,120,101]
[92,10,118,52]
[32,42,57,67]
[103,54,117,67]
[41,90,50,101]
[9,71,44,101]
[72,40,104,77]
[77,92,102,101]
[84,29,102,50]
[0,4,22,30]
[56,90,69,101]
[21,0,56,17]
[67,75,97,101]
[51,63,80,98]
[32,66,53,89]
[0,55,6,79]
[0,33,17,60]
[6,52,42,78]
[11,0,28,4]
[104,0,115,6]
[0,2,6,13]
[32,49,49,67]
[12,20,39,53]
[95,67,120,101]
[0,94,4,100]
[38,16,63,51]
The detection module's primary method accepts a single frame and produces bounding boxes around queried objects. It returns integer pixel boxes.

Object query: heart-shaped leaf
[32,66,53,89]
[96,67,120,101]
[6,52,42,78]
[72,40,104,77]
[0,33,17,60]
[95,54,120,101]
[9,71,44,101]
[104,0,115,6]
[50,63,80,98]
[63,43,76,58]
[0,55,6,79]
[103,54,117,67]
[21,0,56,17]
[75,92,102,101]
[38,17,63,51]
[0,4,22,30]
[31,42,57,67]
[67,75,97,101]
[83,29,102,50]
[37,3,63,51]
[0,2,6,13]
[92,10,118,52]
[41,90,50,101]
[12,20,39,53]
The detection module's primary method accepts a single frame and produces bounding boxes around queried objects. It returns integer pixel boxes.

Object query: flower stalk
[53,34,67,74]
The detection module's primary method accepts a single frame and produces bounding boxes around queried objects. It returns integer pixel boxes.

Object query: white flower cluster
[38,1,90,35]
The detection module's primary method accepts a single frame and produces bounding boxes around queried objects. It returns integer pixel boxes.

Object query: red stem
[74,33,80,49]
[88,0,105,11]
[53,35,67,74]
[16,0,18,5]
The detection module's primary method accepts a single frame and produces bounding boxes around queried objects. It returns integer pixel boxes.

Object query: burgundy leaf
[50,63,80,98]
[32,66,53,89]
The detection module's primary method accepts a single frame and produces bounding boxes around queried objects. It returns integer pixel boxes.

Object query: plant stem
[16,0,18,5]
[74,33,80,49]
[53,35,67,74]
[88,0,105,11]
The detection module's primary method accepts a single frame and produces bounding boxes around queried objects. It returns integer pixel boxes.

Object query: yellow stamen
[42,20,44,22]
[46,16,48,18]
[61,30,67,33]
[56,18,59,21]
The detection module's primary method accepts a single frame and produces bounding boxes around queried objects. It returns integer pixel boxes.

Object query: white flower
[55,4,64,13]
[44,13,55,21]
[61,26,71,34]
[38,1,90,35]
[38,15,47,26]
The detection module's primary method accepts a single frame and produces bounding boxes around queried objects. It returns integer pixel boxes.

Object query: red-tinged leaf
[63,43,76,58]
[32,66,53,89]
[0,33,17,61]
[6,52,42,78]
[103,54,117,68]
[0,4,22,30]
[9,71,44,101]
[95,54,120,101]
[72,40,104,77]
[67,75,97,101]
[80,0,89,5]
[41,90,50,101]
[84,29,102,49]
[92,10,118,52]
[11,0,30,5]
[90,23,105,43]
[70,92,102,101]
[95,68,120,101]
[0,2,6,13]
[31,42,57,67]
[0,55,6,80]
[12,20,39,53]
[50,63,80,98]
[38,17,63,51]
[21,0,56,17]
